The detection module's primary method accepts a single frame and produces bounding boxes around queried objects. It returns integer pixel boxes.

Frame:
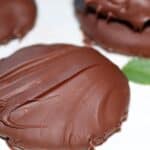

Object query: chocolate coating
[86,0,150,29]
[0,44,130,150]
[75,0,150,57]
[0,0,36,44]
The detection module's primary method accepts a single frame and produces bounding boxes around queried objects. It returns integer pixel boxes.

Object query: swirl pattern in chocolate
[0,44,130,150]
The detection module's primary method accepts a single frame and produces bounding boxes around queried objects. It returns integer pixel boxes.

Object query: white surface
[0,0,150,149]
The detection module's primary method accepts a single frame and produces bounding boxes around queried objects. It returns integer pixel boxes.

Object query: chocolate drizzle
[0,44,130,150]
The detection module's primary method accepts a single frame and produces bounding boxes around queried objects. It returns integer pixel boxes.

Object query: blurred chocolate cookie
[0,0,36,44]
[75,0,150,57]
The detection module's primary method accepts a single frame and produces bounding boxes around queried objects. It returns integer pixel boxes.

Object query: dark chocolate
[0,44,130,150]
[75,0,150,57]
[0,0,36,44]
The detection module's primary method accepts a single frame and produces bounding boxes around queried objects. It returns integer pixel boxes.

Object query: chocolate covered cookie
[75,0,150,57]
[0,0,36,44]
[0,44,130,150]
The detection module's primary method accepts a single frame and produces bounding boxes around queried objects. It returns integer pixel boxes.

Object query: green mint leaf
[122,58,150,85]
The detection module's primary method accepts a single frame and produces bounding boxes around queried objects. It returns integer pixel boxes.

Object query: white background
[0,0,150,149]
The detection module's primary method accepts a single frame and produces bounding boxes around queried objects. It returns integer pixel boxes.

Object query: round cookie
[0,44,130,150]
[75,0,150,57]
[0,0,37,44]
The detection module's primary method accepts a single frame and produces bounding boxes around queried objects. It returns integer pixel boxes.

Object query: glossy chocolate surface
[75,0,150,57]
[86,0,150,29]
[0,44,130,150]
[0,0,36,44]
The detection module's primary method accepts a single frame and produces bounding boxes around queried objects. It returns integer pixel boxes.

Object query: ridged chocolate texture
[0,44,130,150]
[0,0,36,44]
[75,0,150,57]
[86,0,150,29]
